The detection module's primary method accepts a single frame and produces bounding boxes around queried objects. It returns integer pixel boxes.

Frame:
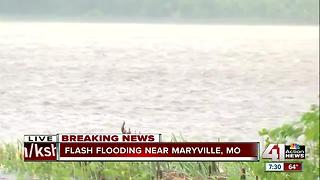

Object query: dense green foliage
[0,0,318,23]
[246,104,319,180]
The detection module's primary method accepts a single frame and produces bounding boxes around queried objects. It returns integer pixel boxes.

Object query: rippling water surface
[0,22,318,141]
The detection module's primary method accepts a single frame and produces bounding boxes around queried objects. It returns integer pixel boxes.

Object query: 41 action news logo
[262,143,305,161]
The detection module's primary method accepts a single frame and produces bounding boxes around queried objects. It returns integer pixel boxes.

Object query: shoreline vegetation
[0,105,318,179]
[0,0,318,25]
[0,17,318,26]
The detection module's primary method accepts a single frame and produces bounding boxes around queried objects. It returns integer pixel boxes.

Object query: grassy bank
[0,105,318,179]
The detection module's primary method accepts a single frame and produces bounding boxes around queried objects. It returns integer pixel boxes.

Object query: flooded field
[0,23,318,142]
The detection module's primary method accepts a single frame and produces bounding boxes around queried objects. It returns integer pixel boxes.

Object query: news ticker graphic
[24,134,162,143]
[24,134,259,161]
[265,162,303,172]
[262,143,305,161]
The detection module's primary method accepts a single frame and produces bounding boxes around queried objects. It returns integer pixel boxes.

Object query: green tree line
[0,0,318,23]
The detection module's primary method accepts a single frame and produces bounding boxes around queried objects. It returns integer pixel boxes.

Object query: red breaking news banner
[59,142,259,161]
[24,134,259,161]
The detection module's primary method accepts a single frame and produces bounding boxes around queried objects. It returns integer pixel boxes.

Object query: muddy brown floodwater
[0,23,318,142]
